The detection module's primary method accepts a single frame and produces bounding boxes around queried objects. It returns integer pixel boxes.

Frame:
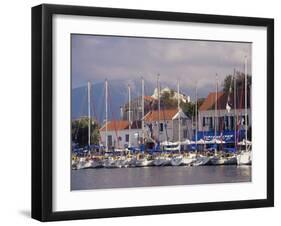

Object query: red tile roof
[144,109,178,121]
[199,89,250,111]
[199,92,224,111]
[100,120,141,131]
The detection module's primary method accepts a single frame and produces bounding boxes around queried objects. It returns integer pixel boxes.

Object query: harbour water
[71,165,251,190]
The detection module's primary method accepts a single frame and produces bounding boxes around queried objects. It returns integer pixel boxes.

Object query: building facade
[143,108,192,143]
[100,108,193,149]
[99,120,142,149]
[198,91,251,133]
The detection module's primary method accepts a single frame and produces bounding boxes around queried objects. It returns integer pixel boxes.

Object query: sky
[71,34,252,99]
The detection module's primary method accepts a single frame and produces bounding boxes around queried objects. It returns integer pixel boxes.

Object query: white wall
[100,129,142,148]
[0,0,279,225]
[146,119,174,142]
[199,108,252,131]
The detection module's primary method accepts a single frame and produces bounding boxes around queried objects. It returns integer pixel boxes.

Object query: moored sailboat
[236,57,252,165]
[153,154,171,166]
[170,80,184,166]
[192,155,211,166]
[171,154,184,166]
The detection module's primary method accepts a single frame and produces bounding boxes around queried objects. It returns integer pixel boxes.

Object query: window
[183,129,188,138]
[181,118,186,126]
[107,135,112,147]
[203,117,206,127]
[220,117,225,130]
[230,116,234,130]
[244,115,249,126]
[160,123,164,132]
[209,117,213,130]
[224,116,228,129]
[125,134,129,142]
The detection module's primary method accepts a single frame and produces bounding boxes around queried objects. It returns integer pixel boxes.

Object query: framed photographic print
[32,4,274,221]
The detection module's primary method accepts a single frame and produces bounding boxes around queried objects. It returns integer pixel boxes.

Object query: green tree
[180,98,204,118]
[181,102,194,118]
[159,89,205,118]
[72,117,100,147]
[223,71,252,92]
[160,90,178,109]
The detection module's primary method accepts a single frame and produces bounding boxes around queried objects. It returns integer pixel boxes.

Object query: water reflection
[71,165,251,190]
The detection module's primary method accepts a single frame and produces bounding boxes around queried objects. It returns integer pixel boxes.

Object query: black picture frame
[32,4,274,222]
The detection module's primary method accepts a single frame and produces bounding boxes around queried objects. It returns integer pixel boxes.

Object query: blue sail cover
[192,130,246,143]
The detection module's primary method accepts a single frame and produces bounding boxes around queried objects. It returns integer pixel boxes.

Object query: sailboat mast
[88,81,91,149]
[157,74,160,141]
[105,79,108,152]
[141,77,144,143]
[195,84,198,148]
[234,69,237,150]
[177,80,181,143]
[244,56,248,147]
[128,84,131,148]
[215,74,218,147]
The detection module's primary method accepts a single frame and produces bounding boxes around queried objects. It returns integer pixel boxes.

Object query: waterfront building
[143,108,192,143]
[99,120,142,149]
[198,90,251,131]
[197,90,251,144]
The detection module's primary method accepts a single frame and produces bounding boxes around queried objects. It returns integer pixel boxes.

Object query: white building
[99,120,142,149]
[100,108,193,149]
[152,87,190,103]
[198,91,251,132]
[143,108,192,143]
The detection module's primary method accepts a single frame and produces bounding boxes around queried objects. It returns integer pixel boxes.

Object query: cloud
[71,34,252,97]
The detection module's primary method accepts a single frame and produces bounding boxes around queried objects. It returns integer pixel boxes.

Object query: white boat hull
[237,151,252,165]
[192,156,210,166]
[224,156,237,165]
[153,157,171,166]
[91,160,103,168]
[103,159,116,168]
[127,158,136,167]
[75,158,91,169]
[210,156,225,165]
[114,159,127,168]
[135,159,154,167]
[171,156,183,166]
